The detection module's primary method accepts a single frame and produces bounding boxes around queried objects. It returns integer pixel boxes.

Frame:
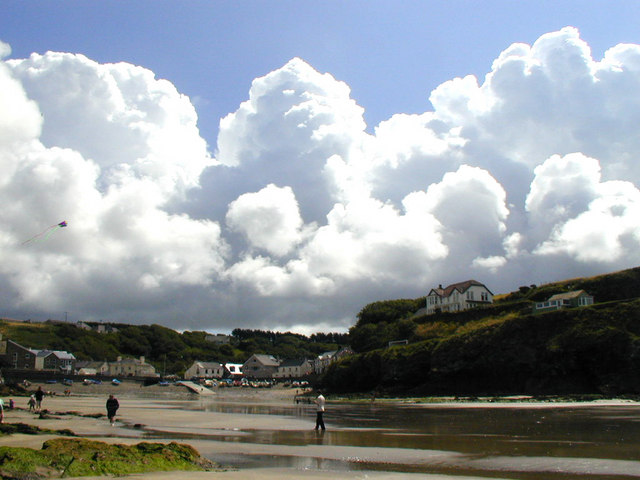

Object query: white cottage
[184,361,225,380]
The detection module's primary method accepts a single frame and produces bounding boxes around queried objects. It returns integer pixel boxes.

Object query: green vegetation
[324,266,640,396]
[0,438,218,478]
[3,266,640,396]
[0,319,347,377]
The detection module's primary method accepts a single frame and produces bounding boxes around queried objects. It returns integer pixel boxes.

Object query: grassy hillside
[0,321,346,376]
[325,266,640,395]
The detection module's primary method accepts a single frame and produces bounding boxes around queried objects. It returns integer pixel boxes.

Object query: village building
[0,337,37,369]
[313,347,353,374]
[0,335,76,372]
[75,360,109,376]
[205,334,232,345]
[184,361,225,379]
[94,324,119,334]
[242,354,280,379]
[34,350,76,373]
[274,358,313,379]
[225,363,243,378]
[108,356,158,377]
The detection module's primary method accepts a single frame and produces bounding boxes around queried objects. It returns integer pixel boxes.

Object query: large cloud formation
[1,27,640,333]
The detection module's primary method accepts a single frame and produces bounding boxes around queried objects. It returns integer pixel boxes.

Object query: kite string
[22,224,60,245]
[41,224,62,242]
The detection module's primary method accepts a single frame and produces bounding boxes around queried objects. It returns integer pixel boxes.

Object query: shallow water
[150,398,640,479]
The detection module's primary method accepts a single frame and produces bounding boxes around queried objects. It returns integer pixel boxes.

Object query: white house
[75,360,109,376]
[184,361,225,379]
[225,363,243,378]
[425,280,493,315]
[108,356,158,378]
[313,347,353,374]
[274,358,313,379]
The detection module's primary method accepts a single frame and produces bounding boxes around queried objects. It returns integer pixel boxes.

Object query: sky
[1,1,640,335]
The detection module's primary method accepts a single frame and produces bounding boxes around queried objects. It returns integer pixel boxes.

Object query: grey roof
[428,280,493,297]
[246,354,280,366]
[548,290,591,301]
[192,361,223,369]
[35,350,76,360]
[279,358,310,368]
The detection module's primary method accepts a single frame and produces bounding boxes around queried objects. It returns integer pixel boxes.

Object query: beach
[1,382,443,480]
[2,381,640,479]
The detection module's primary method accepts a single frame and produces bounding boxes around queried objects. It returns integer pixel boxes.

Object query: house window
[466,291,474,300]
[481,292,488,302]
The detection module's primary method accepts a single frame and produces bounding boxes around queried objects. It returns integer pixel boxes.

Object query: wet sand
[2,384,454,480]
[2,382,638,479]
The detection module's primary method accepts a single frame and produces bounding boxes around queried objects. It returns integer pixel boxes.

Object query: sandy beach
[1,382,457,480]
[2,382,639,479]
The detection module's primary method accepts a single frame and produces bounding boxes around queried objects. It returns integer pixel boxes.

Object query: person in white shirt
[314,390,326,431]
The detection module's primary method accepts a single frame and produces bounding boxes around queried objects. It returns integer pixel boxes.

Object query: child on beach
[28,394,36,411]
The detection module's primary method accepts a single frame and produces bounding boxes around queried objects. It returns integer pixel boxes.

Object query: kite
[22,221,68,245]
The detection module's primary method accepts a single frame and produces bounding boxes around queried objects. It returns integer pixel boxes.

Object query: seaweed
[0,438,220,478]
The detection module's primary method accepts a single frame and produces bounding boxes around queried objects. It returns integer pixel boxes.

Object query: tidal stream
[150,398,640,479]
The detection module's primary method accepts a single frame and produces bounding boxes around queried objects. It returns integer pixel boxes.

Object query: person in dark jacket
[106,394,119,425]
[34,386,45,411]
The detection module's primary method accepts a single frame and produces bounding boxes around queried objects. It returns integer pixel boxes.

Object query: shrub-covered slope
[327,267,640,395]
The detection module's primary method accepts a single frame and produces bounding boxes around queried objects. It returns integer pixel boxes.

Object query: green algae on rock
[0,438,220,478]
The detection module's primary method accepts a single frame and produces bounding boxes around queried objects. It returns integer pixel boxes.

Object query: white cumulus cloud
[2,26,640,333]
[0,47,228,322]
[226,184,307,257]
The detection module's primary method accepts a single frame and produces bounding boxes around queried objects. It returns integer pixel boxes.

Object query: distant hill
[324,266,640,395]
[0,320,347,377]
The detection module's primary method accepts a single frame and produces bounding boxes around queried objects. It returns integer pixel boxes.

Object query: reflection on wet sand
[147,396,640,479]
[3,386,640,479]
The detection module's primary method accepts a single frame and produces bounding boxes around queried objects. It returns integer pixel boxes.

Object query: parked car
[83,378,103,385]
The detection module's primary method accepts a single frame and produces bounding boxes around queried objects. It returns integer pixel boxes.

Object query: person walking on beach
[34,387,44,411]
[314,390,326,431]
[106,394,119,425]
[28,394,36,411]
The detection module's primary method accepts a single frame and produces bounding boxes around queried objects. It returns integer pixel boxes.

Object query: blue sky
[5,1,639,146]
[2,2,640,333]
